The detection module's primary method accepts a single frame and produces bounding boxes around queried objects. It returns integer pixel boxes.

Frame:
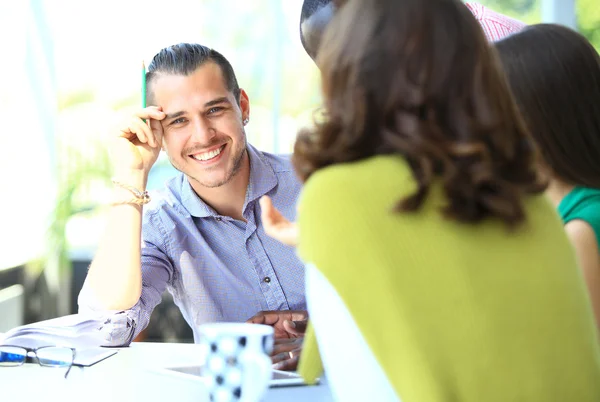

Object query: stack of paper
[0,314,119,366]
[0,314,107,349]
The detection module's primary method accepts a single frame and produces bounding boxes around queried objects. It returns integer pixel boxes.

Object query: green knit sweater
[297,156,600,401]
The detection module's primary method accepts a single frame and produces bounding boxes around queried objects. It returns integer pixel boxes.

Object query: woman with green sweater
[495,24,600,332]
[261,0,600,400]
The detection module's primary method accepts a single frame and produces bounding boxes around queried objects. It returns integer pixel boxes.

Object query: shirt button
[215,217,222,221]
[263,277,271,283]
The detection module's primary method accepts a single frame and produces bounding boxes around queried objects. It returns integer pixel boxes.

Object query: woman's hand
[259,196,299,246]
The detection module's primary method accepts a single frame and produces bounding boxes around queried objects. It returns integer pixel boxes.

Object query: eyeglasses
[0,345,76,378]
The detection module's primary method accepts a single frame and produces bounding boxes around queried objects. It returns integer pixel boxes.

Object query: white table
[0,342,334,402]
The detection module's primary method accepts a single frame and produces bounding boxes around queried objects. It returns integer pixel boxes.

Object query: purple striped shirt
[78,144,306,345]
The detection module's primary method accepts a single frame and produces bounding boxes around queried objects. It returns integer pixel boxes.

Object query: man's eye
[172,117,186,124]
[208,107,223,115]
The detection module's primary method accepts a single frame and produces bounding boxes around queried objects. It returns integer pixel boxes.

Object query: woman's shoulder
[301,156,413,201]
[559,187,600,225]
[558,187,600,248]
[297,156,415,258]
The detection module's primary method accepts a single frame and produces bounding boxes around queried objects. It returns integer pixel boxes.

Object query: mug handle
[239,351,272,402]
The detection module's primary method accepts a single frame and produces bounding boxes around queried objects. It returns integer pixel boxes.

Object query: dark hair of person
[300,0,337,61]
[293,0,546,227]
[495,23,600,189]
[146,43,240,103]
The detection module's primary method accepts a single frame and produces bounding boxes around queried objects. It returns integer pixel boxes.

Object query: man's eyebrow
[164,97,230,120]
[165,111,186,121]
[204,97,230,108]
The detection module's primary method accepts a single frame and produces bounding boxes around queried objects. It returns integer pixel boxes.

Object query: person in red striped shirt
[464,2,526,42]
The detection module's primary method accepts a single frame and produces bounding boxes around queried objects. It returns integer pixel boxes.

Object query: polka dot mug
[198,323,274,402]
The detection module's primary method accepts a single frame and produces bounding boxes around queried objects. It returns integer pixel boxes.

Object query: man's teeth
[193,146,223,161]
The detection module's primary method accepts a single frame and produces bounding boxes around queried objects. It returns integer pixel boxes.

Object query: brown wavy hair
[496,24,600,189]
[293,0,546,226]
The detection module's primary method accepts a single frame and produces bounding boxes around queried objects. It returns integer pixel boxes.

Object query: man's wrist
[111,169,149,191]
[110,169,150,207]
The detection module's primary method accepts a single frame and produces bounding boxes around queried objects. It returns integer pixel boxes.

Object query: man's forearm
[83,171,147,310]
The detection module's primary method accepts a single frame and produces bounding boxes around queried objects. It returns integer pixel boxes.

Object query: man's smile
[190,144,226,163]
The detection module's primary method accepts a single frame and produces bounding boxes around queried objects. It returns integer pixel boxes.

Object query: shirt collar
[180,143,278,218]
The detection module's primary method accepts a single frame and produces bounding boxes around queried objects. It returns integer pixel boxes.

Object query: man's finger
[272,355,300,371]
[271,351,289,365]
[135,106,166,121]
[130,117,155,147]
[283,319,307,336]
[289,311,309,321]
[272,338,303,355]
[149,118,164,149]
[274,337,302,346]
[246,311,277,325]
[246,310,308,329]
[246,316,265,324]
[271,347,301,363]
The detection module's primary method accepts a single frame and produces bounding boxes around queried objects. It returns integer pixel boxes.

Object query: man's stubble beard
[168,135,248,189]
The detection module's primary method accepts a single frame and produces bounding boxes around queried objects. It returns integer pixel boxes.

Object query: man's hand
[259,196,299,247]
[246,310,308,339]
[247,310,308,371]
[271,338,303,371]
[109,106,166,176]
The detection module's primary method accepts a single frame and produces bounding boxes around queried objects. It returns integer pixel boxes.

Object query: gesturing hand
[109,106,166,176]
[246,310,308,339]
[259,196,299,247]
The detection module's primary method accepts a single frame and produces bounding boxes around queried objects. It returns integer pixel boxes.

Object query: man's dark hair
[495,24,600,188]
[146,43,240,103]
[300,0,336,61]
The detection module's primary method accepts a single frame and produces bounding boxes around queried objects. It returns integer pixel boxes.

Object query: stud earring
[243,118,249,125]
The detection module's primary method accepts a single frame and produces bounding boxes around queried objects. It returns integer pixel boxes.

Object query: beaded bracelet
[111,178,151,206]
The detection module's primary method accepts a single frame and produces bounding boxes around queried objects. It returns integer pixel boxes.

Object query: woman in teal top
[559,188,600,249]
[496,25,600,330]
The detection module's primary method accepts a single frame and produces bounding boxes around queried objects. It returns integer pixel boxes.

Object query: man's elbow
[78,284,141,313]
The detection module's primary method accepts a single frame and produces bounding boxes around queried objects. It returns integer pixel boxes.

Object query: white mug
[198,323,274,402]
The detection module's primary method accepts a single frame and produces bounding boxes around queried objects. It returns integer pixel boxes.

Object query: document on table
[0,313,119,366]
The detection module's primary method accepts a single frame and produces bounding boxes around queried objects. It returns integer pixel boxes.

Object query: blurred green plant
[45,91,115,315]
[577,0,600,51]
[57,89,94,111]
[48,143,112,279]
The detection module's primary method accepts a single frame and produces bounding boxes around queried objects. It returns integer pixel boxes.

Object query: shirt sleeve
[77,209,175,346]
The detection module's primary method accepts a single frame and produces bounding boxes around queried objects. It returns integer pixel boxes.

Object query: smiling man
[78,44,307,360]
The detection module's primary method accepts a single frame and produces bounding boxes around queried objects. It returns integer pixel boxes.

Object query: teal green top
[558,187,600,249]
[298,156,600,402]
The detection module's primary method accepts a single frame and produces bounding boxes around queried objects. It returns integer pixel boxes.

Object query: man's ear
[239,88,250,123]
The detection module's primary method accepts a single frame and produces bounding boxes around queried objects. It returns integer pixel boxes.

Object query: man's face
[152,62,249,189]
